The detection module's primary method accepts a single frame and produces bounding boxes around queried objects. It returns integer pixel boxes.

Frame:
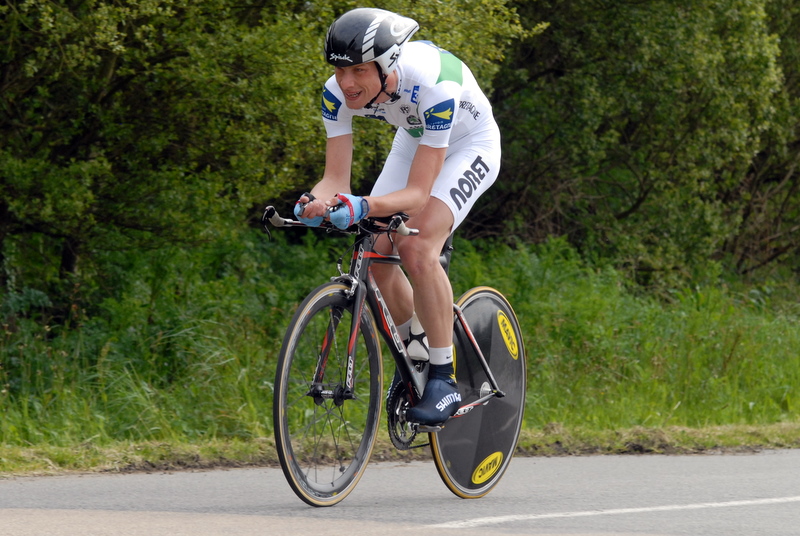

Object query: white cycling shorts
[369,124,501,231]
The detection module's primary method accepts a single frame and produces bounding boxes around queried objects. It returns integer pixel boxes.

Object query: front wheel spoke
[325,405,355,473]
[293,395,356,450]
[296,401,358,484]
[274,283,381,506]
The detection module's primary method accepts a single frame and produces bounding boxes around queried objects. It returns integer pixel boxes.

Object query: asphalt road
[1,450,799,535]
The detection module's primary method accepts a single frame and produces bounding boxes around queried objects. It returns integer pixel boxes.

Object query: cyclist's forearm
[301,135,354,217]
[363,187,429,218]
[365,145,445,217]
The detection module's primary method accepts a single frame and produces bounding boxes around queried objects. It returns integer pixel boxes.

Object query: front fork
[308,277,364,406]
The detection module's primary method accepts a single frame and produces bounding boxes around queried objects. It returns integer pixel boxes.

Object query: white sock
[429,346,453,366]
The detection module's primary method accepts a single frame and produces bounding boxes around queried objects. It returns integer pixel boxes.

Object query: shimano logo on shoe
[435,392,461,412]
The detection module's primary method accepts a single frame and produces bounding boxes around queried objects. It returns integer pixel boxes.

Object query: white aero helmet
[325,8,419,106]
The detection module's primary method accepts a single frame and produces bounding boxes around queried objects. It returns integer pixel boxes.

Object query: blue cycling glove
[293,193,324,227]
[328,193,370,229]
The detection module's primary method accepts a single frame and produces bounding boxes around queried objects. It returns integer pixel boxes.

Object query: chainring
[386,375,417,450]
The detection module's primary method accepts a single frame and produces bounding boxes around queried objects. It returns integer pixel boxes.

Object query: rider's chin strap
[364,67,400,109]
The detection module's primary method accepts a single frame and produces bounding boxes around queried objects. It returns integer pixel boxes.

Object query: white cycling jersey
[320,40,500,229]
[321,41,496,148]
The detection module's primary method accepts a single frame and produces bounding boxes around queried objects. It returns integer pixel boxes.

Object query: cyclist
[294,7,500,425]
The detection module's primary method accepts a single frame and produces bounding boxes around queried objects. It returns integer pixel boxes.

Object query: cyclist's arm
[364,144,446,218]
[302,134,353,219]
[362,82,455,218]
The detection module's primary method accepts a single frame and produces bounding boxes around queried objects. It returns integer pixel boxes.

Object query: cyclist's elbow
[404,188,434,217]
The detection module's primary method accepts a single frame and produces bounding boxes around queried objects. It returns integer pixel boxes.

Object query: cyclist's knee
[398,241,441,278]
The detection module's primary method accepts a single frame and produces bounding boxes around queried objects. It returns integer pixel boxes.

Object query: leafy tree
[0,0,526,318]
[489,0,783,287]
[721,0,800,275]
[0,0,331,313]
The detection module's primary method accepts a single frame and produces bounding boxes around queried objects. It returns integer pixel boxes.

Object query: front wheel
[430,287,526,498]
[273,282,383,506]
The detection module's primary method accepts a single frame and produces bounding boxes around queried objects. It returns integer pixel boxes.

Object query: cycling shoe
[406,378,461,425]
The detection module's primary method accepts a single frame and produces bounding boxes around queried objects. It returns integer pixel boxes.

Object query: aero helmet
[325,8,419,76]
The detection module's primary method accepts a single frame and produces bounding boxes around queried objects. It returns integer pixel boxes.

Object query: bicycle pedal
[416,424,443,433]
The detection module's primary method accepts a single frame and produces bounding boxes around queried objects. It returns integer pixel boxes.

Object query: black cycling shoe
[406,378,461,425]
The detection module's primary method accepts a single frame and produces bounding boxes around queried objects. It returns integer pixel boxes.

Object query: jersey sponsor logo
[406,115,422,126]
[365,106,388,123]
[450,155,491,210]
[471,452,503,485]
[410,85,420,104]
[321,87,342,121]
[459,100,481,120]
[424,99,454,131]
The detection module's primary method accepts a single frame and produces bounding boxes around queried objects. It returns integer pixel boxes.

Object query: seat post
[439,233,455,274]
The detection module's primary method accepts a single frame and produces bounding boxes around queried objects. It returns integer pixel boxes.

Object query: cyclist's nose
[335,68,354,88]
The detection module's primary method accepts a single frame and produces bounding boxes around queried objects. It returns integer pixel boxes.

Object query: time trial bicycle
[263,205,526,507]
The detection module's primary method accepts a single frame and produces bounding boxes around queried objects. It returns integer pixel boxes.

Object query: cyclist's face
[335,62,380,109]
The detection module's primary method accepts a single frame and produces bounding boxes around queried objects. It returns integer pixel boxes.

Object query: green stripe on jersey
[437,52,463,85]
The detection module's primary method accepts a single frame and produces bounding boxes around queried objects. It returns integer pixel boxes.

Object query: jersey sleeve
[321,75,353,138]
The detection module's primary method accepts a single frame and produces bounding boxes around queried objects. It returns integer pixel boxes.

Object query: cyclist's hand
[293,193,324,226]
[327,193,370,229]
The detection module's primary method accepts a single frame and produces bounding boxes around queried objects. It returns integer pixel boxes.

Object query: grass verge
[2,423,799,477]
[3,233,800,477]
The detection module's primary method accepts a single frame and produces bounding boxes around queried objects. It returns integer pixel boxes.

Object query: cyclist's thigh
[398,198,454,264]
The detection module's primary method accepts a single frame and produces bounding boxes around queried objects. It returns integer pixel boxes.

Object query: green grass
[4,424,800,476]
[1,230,799,474]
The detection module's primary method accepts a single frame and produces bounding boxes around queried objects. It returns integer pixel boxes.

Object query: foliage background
[2,0,800,457]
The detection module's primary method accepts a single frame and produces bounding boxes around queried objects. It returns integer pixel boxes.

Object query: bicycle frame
[349,236,509,426]
[345,228,429,401]
[263,207,506,422]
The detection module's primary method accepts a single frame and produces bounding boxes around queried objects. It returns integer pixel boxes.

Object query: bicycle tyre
[273,282,383,506]
[430,286,526,499]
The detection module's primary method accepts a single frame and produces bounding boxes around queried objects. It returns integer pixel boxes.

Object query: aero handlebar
[261,206,419,236]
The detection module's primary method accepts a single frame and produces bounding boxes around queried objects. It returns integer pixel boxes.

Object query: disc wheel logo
[497,310,519,360]
[471,451,503,484]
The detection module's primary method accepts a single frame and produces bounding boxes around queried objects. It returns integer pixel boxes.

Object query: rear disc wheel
[430,287,526,498]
